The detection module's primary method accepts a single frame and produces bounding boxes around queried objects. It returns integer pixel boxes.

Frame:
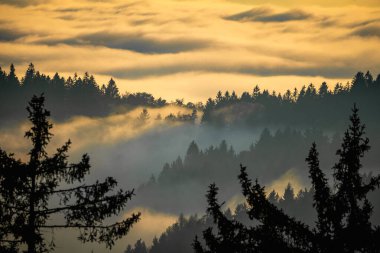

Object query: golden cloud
[0,0,379,102]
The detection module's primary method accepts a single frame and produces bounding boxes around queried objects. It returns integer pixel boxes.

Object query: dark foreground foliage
[0,95,140,253]
[194,106,380,253]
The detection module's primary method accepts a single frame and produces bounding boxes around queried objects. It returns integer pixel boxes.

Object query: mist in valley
[2,99,380,253]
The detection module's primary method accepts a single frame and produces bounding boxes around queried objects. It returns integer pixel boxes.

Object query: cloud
[0,105,192,159]
[226,0,380,7]
[349,18,380,28]
[0,0,45,6]
[54,7,93,13]
[0,0,379,100]
[0,105,196,183]
[351,25,380,38]
[122,207,177,247]
[39,31,212,54]
[101,59,359,79]
[0,28,27,41]
[225,7,312,23]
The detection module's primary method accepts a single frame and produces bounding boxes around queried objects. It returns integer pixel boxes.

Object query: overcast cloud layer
[0,0,379,100]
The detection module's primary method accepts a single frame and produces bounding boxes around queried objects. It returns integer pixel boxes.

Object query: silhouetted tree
[138,108,150,123]
[105,78,120,99]
[133,239,148,253]
[0,95,140,253]
[318,82,329,98]
[194,167,314,253]
[200,71,380,130]
[0,64,170,123]
[193,183,250,253]
[194,105,380,253]
[331,105,380,252]
[306,143,334,252]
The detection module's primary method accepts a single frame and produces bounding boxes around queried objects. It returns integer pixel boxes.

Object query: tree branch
[39,190,134,215]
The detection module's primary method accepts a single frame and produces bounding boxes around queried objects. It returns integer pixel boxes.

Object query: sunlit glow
[0,0,379,102]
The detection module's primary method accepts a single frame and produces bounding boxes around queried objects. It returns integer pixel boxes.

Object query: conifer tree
[306,143,334,252]
[195,105,380,253]
[0,95,140,253]
[332,104,379,252]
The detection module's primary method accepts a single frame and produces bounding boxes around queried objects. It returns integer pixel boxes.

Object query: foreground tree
[0,95,140,253]
[194,105,380,253]
[307,105,380,252]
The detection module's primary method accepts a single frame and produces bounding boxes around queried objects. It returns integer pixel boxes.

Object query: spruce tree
[0,95,140,253]
[195,105,380,253]
[332,104,379,252]
[306,143,334,252]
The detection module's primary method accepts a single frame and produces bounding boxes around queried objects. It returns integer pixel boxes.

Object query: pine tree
[306,143,334,253]
[105,78,120,99]
[332,104,380,252]
[192,183,250,253]
[195,105,380,253]
[138,108,150,124]
[306,105,380,252]
[0,95,140,253]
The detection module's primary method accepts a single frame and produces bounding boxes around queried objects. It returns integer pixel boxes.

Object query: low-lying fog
[2,105,378,253]
[0,106,270,252]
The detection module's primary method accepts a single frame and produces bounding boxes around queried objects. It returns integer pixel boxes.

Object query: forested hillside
[126,108,380,253]
[0,64,168,124]
[202,71,380,130]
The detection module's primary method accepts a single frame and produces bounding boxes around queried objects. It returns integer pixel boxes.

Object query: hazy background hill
[1,66,379,252]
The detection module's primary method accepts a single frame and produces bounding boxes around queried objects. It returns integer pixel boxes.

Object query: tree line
[125,106,380,253]
[1,63,379,132]
[135,121,380,214]
[0,63,169,124]
[193,105,380,252]
[202,71,380,130]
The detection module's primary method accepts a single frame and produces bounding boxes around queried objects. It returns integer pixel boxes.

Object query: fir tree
[0,95,140,253]
[195,105,380,253]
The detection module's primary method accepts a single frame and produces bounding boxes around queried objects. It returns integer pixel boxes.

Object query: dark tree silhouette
[194,167,314,253]
[0,95,140,253]
[306,143,334,252]
[200,71,380,131]
[138,108,150,123]
[0,64,169,124]
[125,239,148,253]
[194,105,380,253]
[317,104,380,252]
[192,183,250,253]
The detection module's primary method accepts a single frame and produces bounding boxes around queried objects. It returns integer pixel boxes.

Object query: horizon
[1,0,379,102]
[0,1,379,253]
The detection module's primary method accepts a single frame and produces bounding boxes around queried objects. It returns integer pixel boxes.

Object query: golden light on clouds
[0,0,379,102]
[122,207,178,247]
[0,105,192,161]
[266,168,306,197]
[225,168,307,212]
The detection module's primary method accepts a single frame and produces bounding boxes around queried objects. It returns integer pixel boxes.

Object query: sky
[0,0,379,102]
[1,0,380,251]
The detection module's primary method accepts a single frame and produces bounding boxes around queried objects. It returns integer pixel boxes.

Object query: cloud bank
[225,7,312,23]
[0,0,379,102]
[40,31,211,54]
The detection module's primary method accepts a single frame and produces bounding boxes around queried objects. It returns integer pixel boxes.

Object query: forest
[0,64,379,253]
[1,63,380,129]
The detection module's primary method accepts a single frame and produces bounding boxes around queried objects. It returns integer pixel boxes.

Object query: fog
[0,106,267,186]
[0,105,269,252]
[1,102,379,252]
